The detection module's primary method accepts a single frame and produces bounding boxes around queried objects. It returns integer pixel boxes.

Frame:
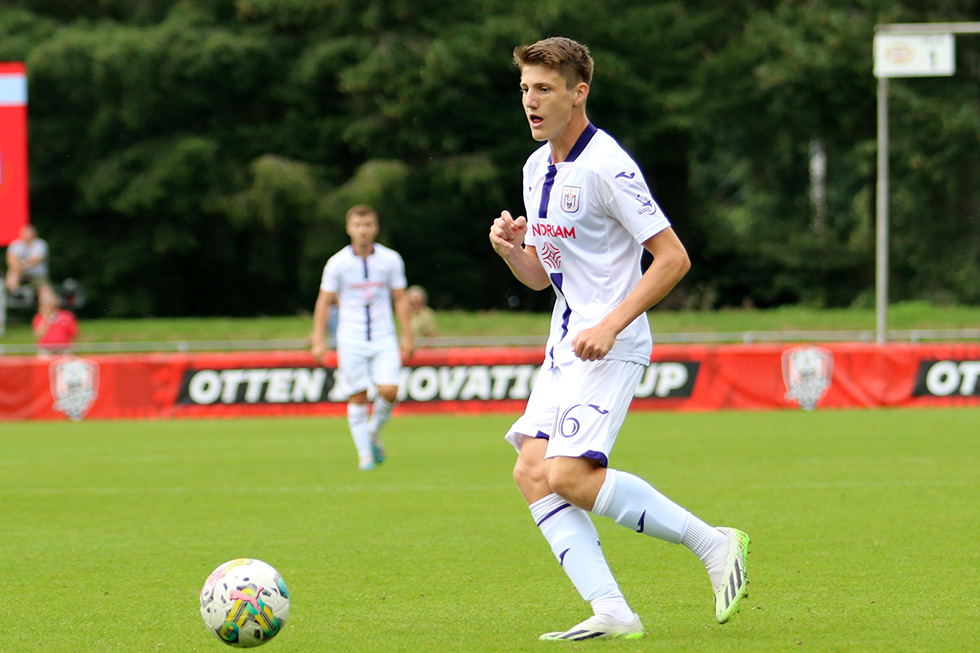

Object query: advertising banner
[0,62,29,245]
[2,343,980,421]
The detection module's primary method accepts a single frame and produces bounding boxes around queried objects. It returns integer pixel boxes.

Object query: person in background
[33,288,78,355]
[311,205,414,470]
[406,285,437,338]
[6,225,53,299]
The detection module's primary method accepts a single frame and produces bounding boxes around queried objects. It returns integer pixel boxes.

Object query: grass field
[2,301,980,345]
[1,408,978,651]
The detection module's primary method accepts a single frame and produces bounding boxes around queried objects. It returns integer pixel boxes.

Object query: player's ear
[573,82,589,107]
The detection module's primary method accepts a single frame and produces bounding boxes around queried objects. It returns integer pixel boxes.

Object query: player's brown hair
[345,204,378,223]
[513,37,594,89]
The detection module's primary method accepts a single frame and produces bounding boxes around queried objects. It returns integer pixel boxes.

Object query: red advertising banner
[2,343,980,421]
[0,62,29,245]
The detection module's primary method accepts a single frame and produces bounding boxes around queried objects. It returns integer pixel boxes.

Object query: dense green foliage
[2,0,979,316]
[2,409,979,650]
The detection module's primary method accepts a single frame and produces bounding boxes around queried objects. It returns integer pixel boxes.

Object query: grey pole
[875,75,889,345]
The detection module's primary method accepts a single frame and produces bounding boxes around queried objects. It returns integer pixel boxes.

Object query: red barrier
[2,343,979,421]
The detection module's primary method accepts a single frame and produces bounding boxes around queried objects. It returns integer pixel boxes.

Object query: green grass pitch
[1,408,978,651]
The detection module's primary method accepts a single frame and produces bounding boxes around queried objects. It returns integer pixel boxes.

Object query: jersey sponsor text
[531,223,577,239]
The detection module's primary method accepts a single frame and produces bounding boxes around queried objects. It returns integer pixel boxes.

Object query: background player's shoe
[539,613,644,641]
[358,455,375,471]
[368,427,385,464]
[711,527,750,623]
[371,441,385,464]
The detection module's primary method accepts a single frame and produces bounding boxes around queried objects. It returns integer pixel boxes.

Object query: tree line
[1,0,978,317]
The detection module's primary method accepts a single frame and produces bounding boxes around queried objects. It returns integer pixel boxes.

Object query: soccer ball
[200,558,290,648]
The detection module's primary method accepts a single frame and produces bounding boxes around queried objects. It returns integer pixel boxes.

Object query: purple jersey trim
[536,124,597,367]
[582,450,609,467]
[563,122,598,163]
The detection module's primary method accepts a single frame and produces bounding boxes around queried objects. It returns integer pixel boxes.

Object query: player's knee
[513,456,546,493]
[545,461,599,508]
[545,467,576,501]
[377,385,398,403]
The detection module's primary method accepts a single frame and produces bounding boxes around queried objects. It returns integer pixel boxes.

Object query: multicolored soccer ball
[200,558,290,648]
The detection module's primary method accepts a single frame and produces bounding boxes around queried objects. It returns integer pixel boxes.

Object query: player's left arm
[310,289,337,363]
[391,286,415,361]
[572,227,690,361]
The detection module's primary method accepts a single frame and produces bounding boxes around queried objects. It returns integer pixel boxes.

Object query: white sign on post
[874,33,955,77]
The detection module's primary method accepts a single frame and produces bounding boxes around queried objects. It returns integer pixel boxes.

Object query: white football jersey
[320,243,407,343]
[522,123,671,366]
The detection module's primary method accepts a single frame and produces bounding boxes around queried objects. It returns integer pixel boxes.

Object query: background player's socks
[592,469,690,543]
[368,396,394,441]
[346,403,373,468]
[530,493,631,616]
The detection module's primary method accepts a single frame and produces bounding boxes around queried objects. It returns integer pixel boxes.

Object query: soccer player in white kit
[311,205,414,470]
[489,37,751,641]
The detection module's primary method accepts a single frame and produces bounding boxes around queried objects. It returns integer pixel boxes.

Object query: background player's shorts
[336,334,402,397]
[504,358,646,467]
[23,271,52,290]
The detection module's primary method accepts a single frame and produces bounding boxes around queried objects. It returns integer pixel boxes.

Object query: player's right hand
[310,341,327,365]
[489,210,528,256]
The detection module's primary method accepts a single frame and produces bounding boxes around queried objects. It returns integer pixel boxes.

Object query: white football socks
[367,396,394,442]
[682,518,727,563]
[592,469,726,559]
[346,403,373,463]
[696,525,732,589]
[592,469,690,543]
[530,493,634,622]
[530,472,728,622]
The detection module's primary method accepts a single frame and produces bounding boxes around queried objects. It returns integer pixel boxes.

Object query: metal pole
[875,76,889,345]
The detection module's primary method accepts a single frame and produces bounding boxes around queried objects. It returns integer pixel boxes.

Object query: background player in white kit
[489,37,751,641]
[312,204,414,470]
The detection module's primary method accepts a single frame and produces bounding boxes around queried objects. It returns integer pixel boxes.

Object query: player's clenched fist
[571,324,617,362]
[489,210,528,256]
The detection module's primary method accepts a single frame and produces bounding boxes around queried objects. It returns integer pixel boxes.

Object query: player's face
[346,214,379,250]
[519,65,585,143]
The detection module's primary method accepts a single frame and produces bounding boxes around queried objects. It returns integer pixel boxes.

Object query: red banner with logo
[1,343,979,421]
[0,62,29,245]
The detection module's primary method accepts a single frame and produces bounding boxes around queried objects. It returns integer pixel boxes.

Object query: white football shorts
[336,334,402,396]
[504,358,646,467]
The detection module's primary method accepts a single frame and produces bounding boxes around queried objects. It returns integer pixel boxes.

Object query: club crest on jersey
[782,345,833,411]
[561,186,581,213]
